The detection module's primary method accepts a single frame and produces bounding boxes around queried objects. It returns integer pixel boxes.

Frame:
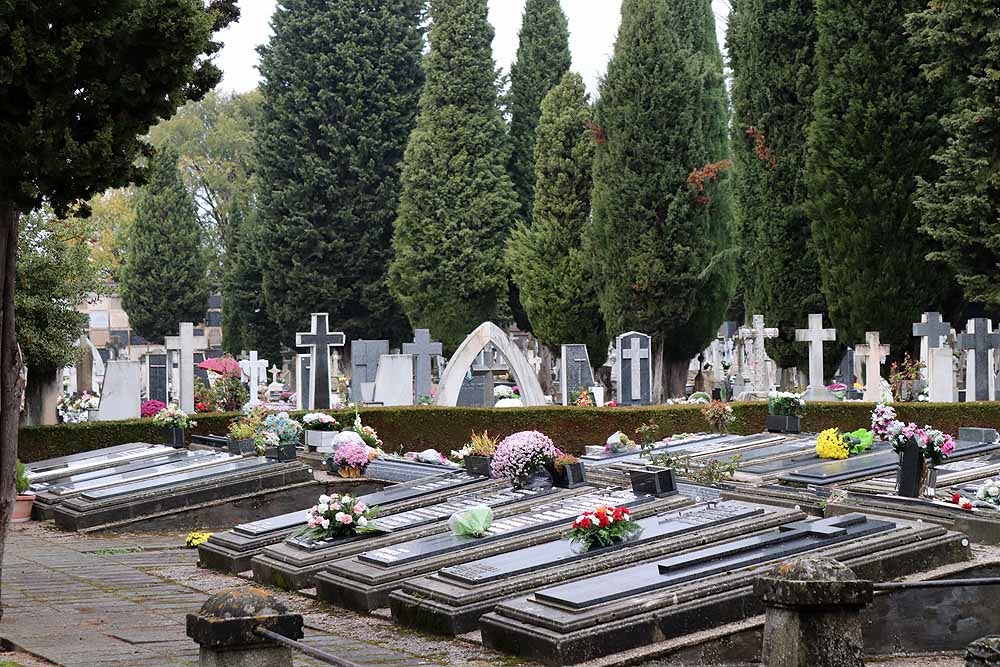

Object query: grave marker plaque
[146,354,168,404]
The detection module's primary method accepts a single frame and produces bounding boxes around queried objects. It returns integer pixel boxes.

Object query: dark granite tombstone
[479,514,970,666]
[198,472,499,574]
[457,373,488,407]
[297,354,311,409]
[836,348,855,387]
[295,313,345,410]
[313,490,688,612]
[616,332,652,405]
[895,437,923,498]
[193,351,210,386]
[147,353,169,404]
[402,329,442,401]
[560,345,594,405]
[959,318,1000,402]
[390,501,794,636]
[350,339,388,402]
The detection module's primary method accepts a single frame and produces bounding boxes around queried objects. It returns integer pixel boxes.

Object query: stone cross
[795,314,837,401]
[164,322,206,413]
[295,313,346,410]
[269,366,282,385]
[622,337,648,400]
[959,318,1000,402]
[402,328,442,401]
[739,314,779,393]
[854,332,889,403]
[913,312,951,379]
[239,351,269,407]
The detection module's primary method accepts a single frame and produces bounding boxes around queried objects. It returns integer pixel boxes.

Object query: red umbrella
[197,356,242,377]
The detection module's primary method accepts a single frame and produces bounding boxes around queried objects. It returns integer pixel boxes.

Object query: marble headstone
[351,340,388,402]
[960,318,999,402]
[295,313,345,410]
[373,354,415,406]
[402,329,442,402]
[616,332,652,405]
[97,360,141,420]
[560,344,594,406]
[795,314,836,401]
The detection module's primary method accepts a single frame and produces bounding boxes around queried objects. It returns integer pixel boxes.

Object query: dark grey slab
[25,444,173,483]
[440,501,763,585]
[725,437,817,464]
[44,451,236,497]
[286,486,551,551]
[743,442,890,476]
[233,472,479,537]
[366,458,459,483]
[79,456,268,500]
[533,513,893,609]
[32,449,207,491]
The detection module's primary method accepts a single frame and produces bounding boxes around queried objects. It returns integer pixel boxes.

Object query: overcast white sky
[214,1,732,97]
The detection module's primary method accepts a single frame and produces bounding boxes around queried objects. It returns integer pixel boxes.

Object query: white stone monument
[239,351,269,407]
[96,360,142,420]
[738,314,779,395]
[373,354,415,406]
[855,332,890,403]
[164,322,206,413]
[927,346,956,402]
[795,314,837,401]
[913,312,952,381]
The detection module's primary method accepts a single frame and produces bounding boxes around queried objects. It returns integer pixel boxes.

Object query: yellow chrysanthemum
[816,427,848,460]
[185,531,212,548]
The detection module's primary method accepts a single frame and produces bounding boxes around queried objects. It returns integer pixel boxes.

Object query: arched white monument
[436,322,546,407]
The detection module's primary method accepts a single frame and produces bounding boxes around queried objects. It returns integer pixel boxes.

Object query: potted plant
[12,460,34,523]
[550,453,587,489]
[331,440,371,478]
[490,430,560,490]
[153,404,196,448]
[701,400,735,434]
[567,504,642,553]
[766,391,806,433]
[302,412,341,452]
[260,412,302,461]
[628,465,678,497]
[455,431,498,477]
[226,419,257,455]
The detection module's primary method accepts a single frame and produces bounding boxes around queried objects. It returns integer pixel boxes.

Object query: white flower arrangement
[977,478,1000,507]
[493,385,516,399]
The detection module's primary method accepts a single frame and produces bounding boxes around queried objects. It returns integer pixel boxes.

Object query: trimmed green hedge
[17,402,1000,463]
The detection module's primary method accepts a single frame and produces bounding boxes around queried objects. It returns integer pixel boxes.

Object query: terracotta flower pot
[12,494,34,523]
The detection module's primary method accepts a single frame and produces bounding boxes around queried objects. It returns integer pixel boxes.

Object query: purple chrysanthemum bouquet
[490,430,560,483]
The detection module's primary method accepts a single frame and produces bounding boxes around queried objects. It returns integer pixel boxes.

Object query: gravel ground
[0,651,58,666]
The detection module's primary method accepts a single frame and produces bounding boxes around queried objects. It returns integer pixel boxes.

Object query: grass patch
[91,546,144,556]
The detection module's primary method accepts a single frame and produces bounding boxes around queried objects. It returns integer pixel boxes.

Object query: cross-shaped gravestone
[269,366,282,385]
[239,351,269,407]
[738,314,779,393]
[854,332,890,403]
[913,312,952,379]
[470,346,507,406]
[267,365,285,399]
[296,313,346,410]
[959,318,1000,402]
[402,329,442,401]
[616,332,652,405]
[164,322,207,412]
[795,314,837,401]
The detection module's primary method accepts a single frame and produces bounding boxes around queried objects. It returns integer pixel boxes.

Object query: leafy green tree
[807,0,960,352]
[728,0,826,371]
[588,0,735,396]
[909,2,1000,311]
[507,0,571,224]
[149,90,261,352]
[508,72,606,365]
[120,147,210,344]
[0,0,235,614]
[257,0,423,346]
[390,0,520,349]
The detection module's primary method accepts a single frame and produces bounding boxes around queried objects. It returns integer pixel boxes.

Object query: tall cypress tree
[390,0,519,349]
[257,0,423,346]
[807,0,960,352]
[508,72,606,364]
[588,0,734,397]
[507,0,571,224]
[910,2,1000,311]
[226,210,282,363]
[120,147,209,344]
[729,0,826,371]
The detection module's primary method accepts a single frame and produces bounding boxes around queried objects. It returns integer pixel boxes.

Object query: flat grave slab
[251,485,591,590]
[579,433,739,465]
[390,500,800,636]
[366,457,460,482]
[313,489,691,612]
[25,443,174,484]
[198,472,500,574]
[52,458,316,532]
[480,513,971,666]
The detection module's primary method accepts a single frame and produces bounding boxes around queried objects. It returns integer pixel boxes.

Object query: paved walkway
[0,524,446,667]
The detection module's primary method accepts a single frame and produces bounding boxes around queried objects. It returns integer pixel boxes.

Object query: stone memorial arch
[436,322,546,407]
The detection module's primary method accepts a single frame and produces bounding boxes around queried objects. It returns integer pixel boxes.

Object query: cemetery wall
[18,402,1000,463]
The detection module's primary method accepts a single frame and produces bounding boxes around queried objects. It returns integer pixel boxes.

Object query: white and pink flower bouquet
[153,404,197,429]
[332,441,371,475]
[871,403,897,440]
[302,412,340,431]
[882,417,955,466]
[296,493,378,540]
[490,430,560,484]
[351,410,383,449]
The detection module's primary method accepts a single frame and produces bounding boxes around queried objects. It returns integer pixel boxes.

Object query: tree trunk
[538,345,554,397]
[0,200,24,624]
[665,357,689,398]
[652,341,664,403]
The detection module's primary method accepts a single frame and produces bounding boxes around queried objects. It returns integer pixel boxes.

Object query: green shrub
[15,459,29,494]
[17,402,1000,463]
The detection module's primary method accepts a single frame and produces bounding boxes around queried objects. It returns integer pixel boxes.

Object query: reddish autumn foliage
[585,119,606,145]
[746,126,777,168]
[687,159,733,206]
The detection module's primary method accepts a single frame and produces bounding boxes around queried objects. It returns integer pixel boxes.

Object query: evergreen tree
[588,0,734,397]
[257,0,423,346]
[390,0,520,349]
[120,147,209,344]
[508,72,606,365]
[729,0,827,370]
[227,210,282,363]
[807,0,960,352]
[507,0,571,224]
[910,2,1000,310]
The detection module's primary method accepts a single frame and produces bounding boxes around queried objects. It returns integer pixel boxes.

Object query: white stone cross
[622,336,649,399]
[164,322,206,413]
[795,314,837,400]
[239,351,269,407]
[739,314,779,393]
[269,366,283,385]
[854,332,890,403]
